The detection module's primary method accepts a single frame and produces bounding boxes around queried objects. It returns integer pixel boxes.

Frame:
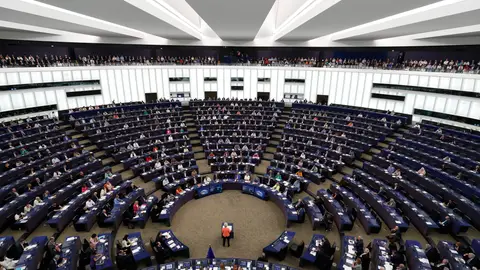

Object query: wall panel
[0,66,477,128]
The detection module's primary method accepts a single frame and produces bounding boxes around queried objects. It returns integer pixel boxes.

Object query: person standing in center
[222,222,231,247]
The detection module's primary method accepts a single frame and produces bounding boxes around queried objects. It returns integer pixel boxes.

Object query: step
[360,153,372,161]
[268,140,279,147]
[263,153,274,160]
[102,157,115,166]
[274,128,283,133]
[191,139,201,145]
[369,148,381,154]
[84,145,98,151]
[193,146,204,153]
[330,173,345,183]
[385,137,396,142]
[111,163,124,173]
[194,152,206,160]
[254,160,270,175]
[377,142,389,148]
[266,146,277,154]
[353,160,363,168]
[78,139,91,145]
[197,159,211,174]
[72,134,84,139]
[94,151,106,158]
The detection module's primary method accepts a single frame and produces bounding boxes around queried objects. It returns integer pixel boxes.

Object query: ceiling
[0,0,479,47]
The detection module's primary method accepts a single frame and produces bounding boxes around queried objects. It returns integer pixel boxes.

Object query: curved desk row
[156,180,303,227]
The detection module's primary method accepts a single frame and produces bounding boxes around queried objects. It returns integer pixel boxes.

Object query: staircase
[183,105,212,178]
[253,107,291,178]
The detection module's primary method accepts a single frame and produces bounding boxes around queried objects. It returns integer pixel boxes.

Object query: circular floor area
[170,190,286,259]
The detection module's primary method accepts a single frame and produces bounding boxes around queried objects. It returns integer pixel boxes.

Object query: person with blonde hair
[222,222,231,247]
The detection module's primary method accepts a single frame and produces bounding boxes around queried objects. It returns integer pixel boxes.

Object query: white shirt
[86,200,95,209]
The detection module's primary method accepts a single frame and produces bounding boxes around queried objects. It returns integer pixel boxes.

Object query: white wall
[0,66,478,125]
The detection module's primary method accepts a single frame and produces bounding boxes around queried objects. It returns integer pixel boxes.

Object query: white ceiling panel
[39,0,194,39]
[186,0,276,40]
[281,0,442,41]
[346,9,480,40]
[0,7,125,37]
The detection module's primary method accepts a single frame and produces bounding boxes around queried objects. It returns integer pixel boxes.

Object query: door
[316,95,329,105]
[257,92,270,101]
[145,93,158,103]
[205,91,217,100]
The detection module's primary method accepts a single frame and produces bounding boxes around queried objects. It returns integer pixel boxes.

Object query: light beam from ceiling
[329,0,480,41]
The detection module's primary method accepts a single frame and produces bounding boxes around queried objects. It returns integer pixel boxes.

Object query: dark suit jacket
[360,253,370,270]
[355,240,364,255]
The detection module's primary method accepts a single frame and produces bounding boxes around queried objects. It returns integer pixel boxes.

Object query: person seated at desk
[433,259,450,270]
[474,165,479,173]
[0,255,19,269]
[104,170,113,179]
[392,169,401,178]
[89,234,99,250]
[454,242,468,256]
[272,182,281,191]
[51,156,61,164]
[82,184,89,193]
[130,151,137,158]
[86,198,95,209]
[386,198,396,208]
[14,211,25,221]
[331,192,337,200]
[145,156,153,162]
[294,199,303,210]
[417,167,426,176]
[435,128,443,134]
[176,186,184,195]
[324,212,334,231]
[387,226,401,243]
[127,143,134,151]
[53,170,62,178]
[377,187,386,197]
[466,253,479,268]
[387,164,395,174]
[442,156,451,162]
[90,250,105,269]
[98,209,110,226]
[121,235,132,250]
[132,201,140,216]
[24,203,33,213]
[295,169,303,177]
[104,181,113,191]
[33,197,43,207]
[152,240,168,264]
[275,172,282,182]
[244,173,251,182]
[204,176,212,185]
[257,252,268,262]
[293,178,301,192]
[444,200,456,209]
[439,216,451,231]
[114,195,124,205]
[10,188,20,198]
